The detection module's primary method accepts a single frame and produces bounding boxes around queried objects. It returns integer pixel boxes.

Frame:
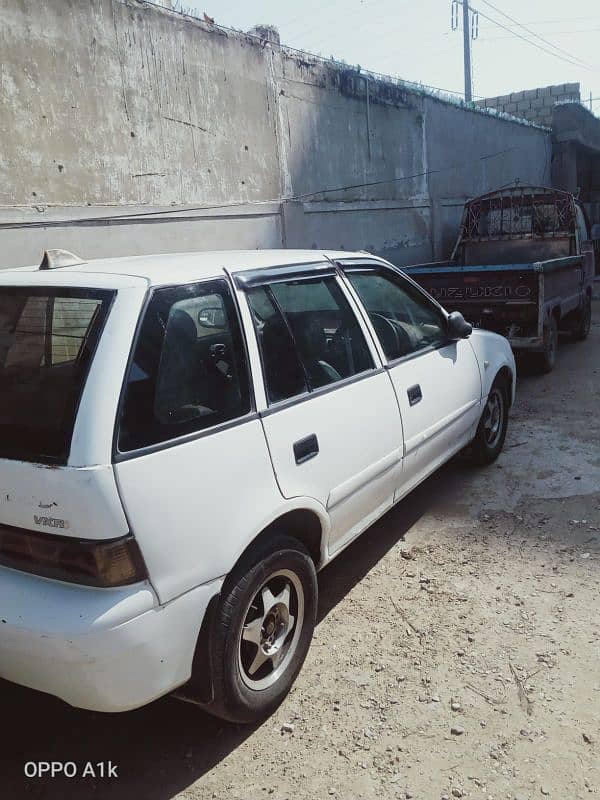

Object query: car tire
[205,535,317,724]
[535,316,558,373]
[467,377,509,466]
[572,296,592,341]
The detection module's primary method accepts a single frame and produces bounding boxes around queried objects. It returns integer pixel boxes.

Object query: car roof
[2,249,379,288]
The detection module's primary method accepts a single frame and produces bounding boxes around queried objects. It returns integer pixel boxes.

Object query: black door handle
[407,384,422,406]
[293,434,319,464]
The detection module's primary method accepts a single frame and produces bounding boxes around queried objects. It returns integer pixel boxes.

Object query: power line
[519,16,599,26]
[480,27,600,40]
[477,0,592,67]
[474,6,599,72]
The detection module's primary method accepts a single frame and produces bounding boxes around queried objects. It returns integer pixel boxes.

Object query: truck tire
[535,316,558,373]
[205,535,317,723]
[572,296,592,341]
[467,377,509,465]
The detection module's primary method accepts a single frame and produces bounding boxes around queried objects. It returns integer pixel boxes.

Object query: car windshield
[0,287,114,464]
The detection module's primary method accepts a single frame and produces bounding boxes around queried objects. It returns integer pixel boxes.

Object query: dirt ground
[2,302,599,800]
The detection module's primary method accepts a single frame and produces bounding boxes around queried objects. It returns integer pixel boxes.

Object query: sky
[178,0,600,111]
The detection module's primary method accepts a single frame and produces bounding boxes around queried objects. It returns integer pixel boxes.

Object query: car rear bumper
[0,565,221,712]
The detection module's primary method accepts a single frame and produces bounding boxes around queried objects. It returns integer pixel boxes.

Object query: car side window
[346,269,447,361]
[246,287,309,404]
[118,280,251,452]
[247,276,375,403]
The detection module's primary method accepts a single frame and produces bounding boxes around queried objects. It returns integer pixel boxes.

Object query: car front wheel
[467,379,509,465]
[206,535,317,724]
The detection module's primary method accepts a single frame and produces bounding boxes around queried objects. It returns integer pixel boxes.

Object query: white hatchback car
[0,249,515,722]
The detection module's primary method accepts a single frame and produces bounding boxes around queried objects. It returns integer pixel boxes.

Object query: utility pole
[462,0,472,102]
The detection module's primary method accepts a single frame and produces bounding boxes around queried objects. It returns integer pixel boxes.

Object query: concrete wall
[0,0,551,269]
[423,98,552,257]
[475,83,581,128]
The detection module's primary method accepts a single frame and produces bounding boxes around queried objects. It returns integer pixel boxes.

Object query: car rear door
[234,264,404,556]
[113,277,284,603]
[339,261,482,496]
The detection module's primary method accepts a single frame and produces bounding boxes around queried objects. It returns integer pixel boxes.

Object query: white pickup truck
[0,248,515,722]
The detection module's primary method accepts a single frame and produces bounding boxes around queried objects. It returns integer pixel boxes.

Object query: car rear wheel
[535,316,558,373]
[206,535,317,723]
[467,378,509,465]
[572,296,591,341]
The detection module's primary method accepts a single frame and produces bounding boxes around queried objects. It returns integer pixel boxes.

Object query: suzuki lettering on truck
[0,248,516,722]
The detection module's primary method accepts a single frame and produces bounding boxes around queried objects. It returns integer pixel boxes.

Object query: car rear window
[0,287,114,464]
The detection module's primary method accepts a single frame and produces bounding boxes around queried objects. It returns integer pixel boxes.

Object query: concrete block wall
[0,0,552,268]
[475,84,580,127]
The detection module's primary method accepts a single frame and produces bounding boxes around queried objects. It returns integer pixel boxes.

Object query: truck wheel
[572,296,592,341]
[206,535,317,724]
[535,317,558,373]
[467,378,509,465]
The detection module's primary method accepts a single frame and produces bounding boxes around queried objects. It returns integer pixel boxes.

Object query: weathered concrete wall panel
[293,203,432,264]
[278,56,427,202]
[1,0,281,207]
[0,0,551,268]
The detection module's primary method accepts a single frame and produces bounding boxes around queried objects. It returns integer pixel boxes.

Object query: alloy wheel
[238,569,305,690]
[483,388,504,449]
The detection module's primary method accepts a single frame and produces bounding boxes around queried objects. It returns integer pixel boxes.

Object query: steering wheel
[369,313,403,359]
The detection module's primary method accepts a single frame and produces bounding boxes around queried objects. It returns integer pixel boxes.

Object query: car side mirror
[447,311,472,340]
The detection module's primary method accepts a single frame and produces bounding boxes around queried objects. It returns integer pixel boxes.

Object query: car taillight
[0,526,147,587]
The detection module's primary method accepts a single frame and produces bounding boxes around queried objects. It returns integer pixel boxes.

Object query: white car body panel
[0,564,221,711]
[0,461,129,539]
[114,417,293,603]
[0,249,516,712]
[468,328,517,403]
[259,371,404,556]
[386,339,482,493]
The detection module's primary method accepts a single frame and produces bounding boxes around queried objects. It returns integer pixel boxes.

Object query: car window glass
[0,289,112,464]
[246,287,309,404]
[268,276,374,391]
[119,280,251,452]
[51,297,102,365]
[347,270,447,360]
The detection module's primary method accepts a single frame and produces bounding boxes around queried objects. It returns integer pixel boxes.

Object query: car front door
[340,261,482,497]
[234,264,404,556]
